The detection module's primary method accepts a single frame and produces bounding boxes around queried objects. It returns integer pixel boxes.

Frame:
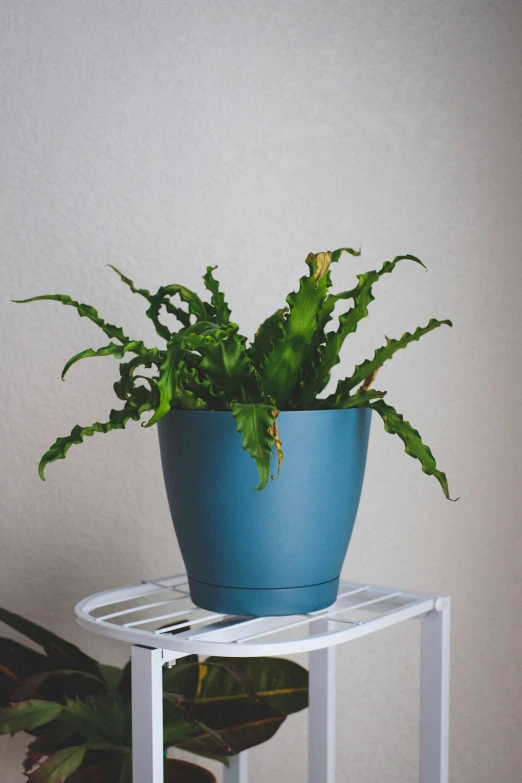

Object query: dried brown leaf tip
[360,368,379,391]
[312,251,332,281]
[269,410,283,480]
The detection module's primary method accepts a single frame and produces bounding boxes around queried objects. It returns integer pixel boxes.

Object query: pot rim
[161,407,372,418]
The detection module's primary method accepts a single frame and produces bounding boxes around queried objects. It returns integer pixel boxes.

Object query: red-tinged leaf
[0,699,63,735]
[27,746,86,783]
[165,757,217,783]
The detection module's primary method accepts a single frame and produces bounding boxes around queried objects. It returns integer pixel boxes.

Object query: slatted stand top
[75,574,445,657]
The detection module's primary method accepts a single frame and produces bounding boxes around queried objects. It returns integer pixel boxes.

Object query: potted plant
[0,606,308,782]
[14,247,454,616]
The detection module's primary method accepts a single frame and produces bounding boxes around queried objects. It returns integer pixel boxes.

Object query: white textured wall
[1,1,521,781]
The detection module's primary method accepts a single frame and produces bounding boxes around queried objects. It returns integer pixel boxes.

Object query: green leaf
[203,266,231,326]
[61,341,159,380]
[27,746,86,783]
[68,762,112,783]
[0,609,101,679]
[62,696,127,745]
[98,665,123,693]
[231,403,276,490]
[12,295,129,344]
[165,757,217,783]
[249,307,288,369]
[143,331,185,426]
[195,656,308,716]
[261,251,339,407]
[0,699,63,735]
[146,284,215,340]
[371,399,456,500]
[183,325,260,406]
[331,318,452,402]
[38,397,154,479]
[317,388,386,410]
[108,265,192,335]
[10,670,106,704]
[301,254,426,404]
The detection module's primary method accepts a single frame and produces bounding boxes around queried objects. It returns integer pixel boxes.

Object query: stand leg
[132,645,166,783]
[224,752,248,782]
[308,620,336,783]
[420,599,451,783]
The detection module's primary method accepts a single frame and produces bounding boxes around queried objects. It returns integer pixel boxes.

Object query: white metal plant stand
[75,575,450,783]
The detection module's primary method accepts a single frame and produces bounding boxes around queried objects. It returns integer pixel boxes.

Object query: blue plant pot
[157,408,372,616]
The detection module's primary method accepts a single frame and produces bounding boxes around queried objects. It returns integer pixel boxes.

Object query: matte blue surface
[158,408,372,616]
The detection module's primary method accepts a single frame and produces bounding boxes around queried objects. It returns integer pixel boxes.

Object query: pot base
[188,576,340,617]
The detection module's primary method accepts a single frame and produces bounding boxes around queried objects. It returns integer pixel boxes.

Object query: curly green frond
[203,266,231,325]
[231,403,278,490]
[261,251,342,407]
[300,254,426,404]
[108,265,192,333]
[249,307,288,369]
[61,341,160,380]
[12,295,129,344]
[371,399,456,500]
[182,324,260,406]
[317,388,386,409]
[38,396,155,479]
[328,318,453,406]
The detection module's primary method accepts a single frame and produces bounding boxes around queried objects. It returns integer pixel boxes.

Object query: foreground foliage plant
[14,247,454,497]
[0,607,308,783]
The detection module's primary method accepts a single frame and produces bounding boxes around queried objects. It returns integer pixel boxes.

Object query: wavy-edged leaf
[203,266,231,326]
[113,355,159,401]
[144,331,186,426]
[0,699,64,735]
[317,388,386,410]
[12,295,128,344]
[38,396,154,479]
[108,265,192,334]
[146,284,216,340]
[371,399,456,500]
[301,254,426,404]
[0,609,101,678]
[329,318,452,406]
[231,403,276,491]
[61,341,160,380]
[249,307,287,369]
[174,362,225,411]
[261,252,340,407]
[27,746,86,783]
[183,324,260,406]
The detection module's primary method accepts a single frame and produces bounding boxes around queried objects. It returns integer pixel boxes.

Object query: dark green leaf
[262,252,338,407]
[38,397,154,479]
[203,266,231,326]
[0,609,101,678]
[10,670,106,703]
[231,403,276,490]
[317,388,386,410]
[0,638,51,706]
[61,341,159,380]
[27,746,86,783]
[62,696,126,745]
[301,254,426,404]
[249,308,287,370]
[0,699,63,735]
[108,265,192,335]
[12,295,128,344]
[197,656,308,716]
[182,324,260,406]
[371,399,456,500]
